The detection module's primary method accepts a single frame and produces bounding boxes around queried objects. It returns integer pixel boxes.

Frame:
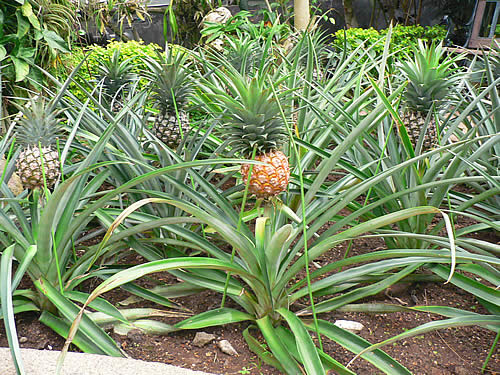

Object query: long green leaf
[429,264,500,306]
[0,244,25,375]
[116,281,205,303]
[349,315,500,367]
[277,308,325,374]
[336,304,499,332]
[297,263,421,314]
[175,308,253,329]
[275,325,355,375]
[266,224,292,286]
[34,278,123,357]
[114,319,177,335]
[242,326,286,372]
[90,257,254,299]
[64,291,128,325]
[256,315,303,375]
[280,207,441,290]
[11,245,36,291]
[305,319,411,375]
[87,308,189,325]
[39,312,106,355]
[3,302,39,318]
[111,281,183,310]
[89,257,254,301]
[292,257,434,300]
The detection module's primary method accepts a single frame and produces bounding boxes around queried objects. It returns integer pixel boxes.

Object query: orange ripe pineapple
[222,77,289,199]
[240,151,289,198]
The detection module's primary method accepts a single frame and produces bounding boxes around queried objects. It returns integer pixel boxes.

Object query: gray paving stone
[0,348,214,375]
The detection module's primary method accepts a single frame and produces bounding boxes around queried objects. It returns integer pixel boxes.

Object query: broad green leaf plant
[0,0,73,85]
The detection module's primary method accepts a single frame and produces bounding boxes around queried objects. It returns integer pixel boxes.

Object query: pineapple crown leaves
[14,97,63,147]
[398,40,465,112]
[143,48,195,111]
[218,77,288,155]
[97,49,137,96]
[224,36,264,75]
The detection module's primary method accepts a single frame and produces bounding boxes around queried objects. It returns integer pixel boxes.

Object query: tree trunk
[343,0,359,28]
[416,0,423,24]
[294,0,310,30]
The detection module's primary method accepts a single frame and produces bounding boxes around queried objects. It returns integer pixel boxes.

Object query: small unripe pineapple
[153,111,190,148]
[398,41,462,151]
[15,98,62,190]
[143,48,194,148]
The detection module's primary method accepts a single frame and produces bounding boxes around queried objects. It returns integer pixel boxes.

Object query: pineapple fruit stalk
[143,48,194,148]
[15,98,62,190]
[398,40,462,151]
[220,77,289,199]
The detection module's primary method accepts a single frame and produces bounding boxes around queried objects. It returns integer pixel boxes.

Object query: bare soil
[1,231,499,375]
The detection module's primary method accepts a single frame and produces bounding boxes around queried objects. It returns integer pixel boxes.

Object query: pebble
[334,320,365,333]
[35,340,48,349]
[217,340,238,356]
[192,332,216,347]
[19,337,28,344]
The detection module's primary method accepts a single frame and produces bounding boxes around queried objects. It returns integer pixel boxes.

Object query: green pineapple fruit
[398,40,462,151]
[220,76,289,199]
[15,98,62,190]
[144,49,194,148]
[97,49,136,112]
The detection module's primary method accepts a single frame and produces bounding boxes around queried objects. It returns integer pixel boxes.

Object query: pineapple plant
[143,49,194,148]
[283,30,328,83]
[220,76,289,199]
[15,98,62,190]
[398,40,462,151]
[97,49,136,113]
[224,37,264,76]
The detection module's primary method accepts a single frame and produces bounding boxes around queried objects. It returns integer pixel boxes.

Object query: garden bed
[1,233,498,375]
[1,6,499,375]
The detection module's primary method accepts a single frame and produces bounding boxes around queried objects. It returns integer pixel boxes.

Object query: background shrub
[332,24,447,59]
[54,40,164,100]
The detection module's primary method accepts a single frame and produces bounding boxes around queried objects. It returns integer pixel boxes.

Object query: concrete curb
[0,347,215,375]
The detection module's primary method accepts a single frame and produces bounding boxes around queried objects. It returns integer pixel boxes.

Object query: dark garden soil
[1,230,499,374]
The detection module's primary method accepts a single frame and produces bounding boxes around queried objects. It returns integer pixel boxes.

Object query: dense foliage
[0,5,499,375]
[0,0,75,86]
[332,24,447,59]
